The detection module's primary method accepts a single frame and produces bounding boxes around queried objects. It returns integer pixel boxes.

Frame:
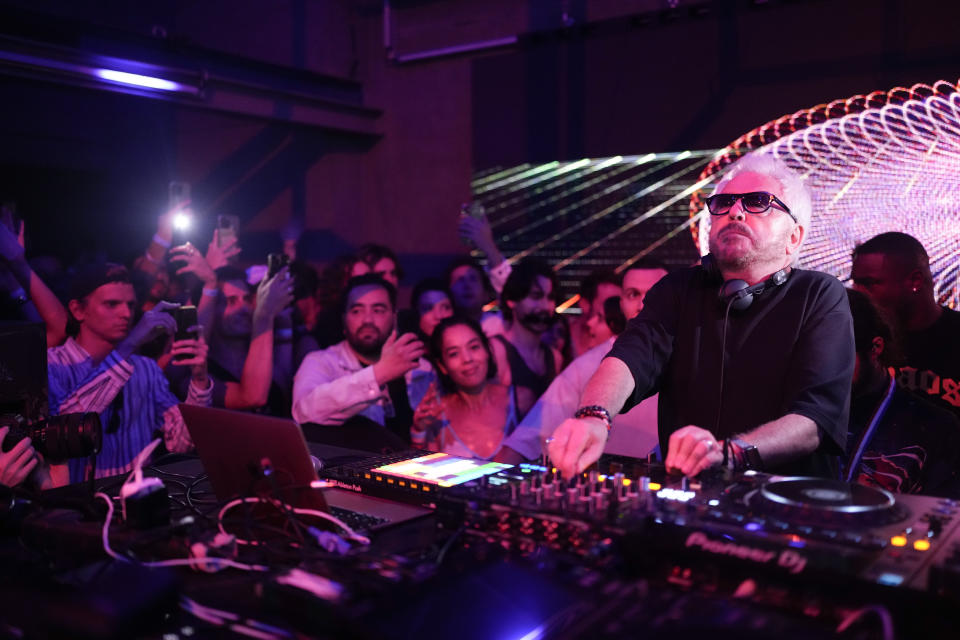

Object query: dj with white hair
[548,153,855,480]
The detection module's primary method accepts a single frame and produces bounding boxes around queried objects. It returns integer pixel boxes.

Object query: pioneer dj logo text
[685,532,808,574]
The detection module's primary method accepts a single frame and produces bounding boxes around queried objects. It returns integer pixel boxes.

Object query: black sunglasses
[705,191,797,223]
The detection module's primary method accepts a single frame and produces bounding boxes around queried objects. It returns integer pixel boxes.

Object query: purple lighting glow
[94,69,187,92]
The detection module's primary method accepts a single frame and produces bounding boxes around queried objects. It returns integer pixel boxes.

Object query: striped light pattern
[691,80,960,308]
[472,151,717,302]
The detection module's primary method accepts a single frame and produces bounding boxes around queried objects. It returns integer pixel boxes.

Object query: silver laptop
[179,404,432,533]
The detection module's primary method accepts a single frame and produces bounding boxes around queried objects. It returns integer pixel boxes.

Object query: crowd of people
[1,153,959,501]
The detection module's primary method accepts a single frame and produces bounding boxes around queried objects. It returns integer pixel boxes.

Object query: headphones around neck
[700,254,791,312]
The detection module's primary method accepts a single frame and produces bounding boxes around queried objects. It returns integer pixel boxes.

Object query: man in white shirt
[292,275,434,444]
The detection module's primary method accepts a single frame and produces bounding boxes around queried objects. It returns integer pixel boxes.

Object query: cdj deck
[321,451,960,601]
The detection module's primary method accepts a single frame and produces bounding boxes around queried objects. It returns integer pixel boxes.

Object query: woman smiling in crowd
[412,316,524,463]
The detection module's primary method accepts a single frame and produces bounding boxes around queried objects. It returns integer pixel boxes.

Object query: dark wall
[473,0,960,167]
[2,0,960,280]
[0,76,177,263]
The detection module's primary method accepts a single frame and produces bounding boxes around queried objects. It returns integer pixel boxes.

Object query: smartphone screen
[267,252,290,278]
[174,306,199,342]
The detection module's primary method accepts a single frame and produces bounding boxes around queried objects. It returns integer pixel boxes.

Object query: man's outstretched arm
[547,356,635,477]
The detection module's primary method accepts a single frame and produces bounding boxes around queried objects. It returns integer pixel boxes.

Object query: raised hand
[155,207,177,245]
[117,301,178,359]
[458,214,497,255]
[205,229,241,271]
[170,242,216,287]
[169,330,210,385]
[412,382,444,435]
[372,331,425,385]
[253,266,295,331]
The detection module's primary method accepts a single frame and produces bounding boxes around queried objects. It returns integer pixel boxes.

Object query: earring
[912,287,919,294]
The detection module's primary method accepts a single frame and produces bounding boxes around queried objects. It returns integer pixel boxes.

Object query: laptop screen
[179,404,326,510]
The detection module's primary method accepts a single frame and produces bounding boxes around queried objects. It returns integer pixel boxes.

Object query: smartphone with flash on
[169,181,192,245]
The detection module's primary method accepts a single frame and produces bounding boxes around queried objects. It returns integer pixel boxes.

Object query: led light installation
[691,80,960,308]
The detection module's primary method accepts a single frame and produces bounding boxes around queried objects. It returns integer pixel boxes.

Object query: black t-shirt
[847,382,960,498]
[606,266,855,478]
[896,307,960,420]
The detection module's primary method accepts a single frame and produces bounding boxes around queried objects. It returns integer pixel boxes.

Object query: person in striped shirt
[47,263,212,484]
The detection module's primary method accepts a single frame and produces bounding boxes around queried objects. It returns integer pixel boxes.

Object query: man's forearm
[579,357,636,417]
[291,366,382,425]
[738,413,820,468]
[196,289,217,344]
[271,313,294,394]
[231,330,274,408]
[28,270,68,347]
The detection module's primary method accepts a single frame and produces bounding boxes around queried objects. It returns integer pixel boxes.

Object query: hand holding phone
[267,252,291,278]
[163,305,200,363]
[217,214,239,248]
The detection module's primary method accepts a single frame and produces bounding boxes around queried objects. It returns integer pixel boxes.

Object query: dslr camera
[0,322,101,465]
[0,412,102,463]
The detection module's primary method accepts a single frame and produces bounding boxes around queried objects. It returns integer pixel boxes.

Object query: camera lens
[32,413,102,462]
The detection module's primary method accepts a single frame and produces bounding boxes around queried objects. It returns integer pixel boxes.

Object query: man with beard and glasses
[548,153,854,480]
[493,259,563,419]
[292,274,435,446]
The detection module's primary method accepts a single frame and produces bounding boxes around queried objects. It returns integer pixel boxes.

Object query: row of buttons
[698,508,888,548]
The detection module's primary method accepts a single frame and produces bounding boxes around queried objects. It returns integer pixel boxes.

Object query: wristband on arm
[152,233,172,249]
[574,405,612,431]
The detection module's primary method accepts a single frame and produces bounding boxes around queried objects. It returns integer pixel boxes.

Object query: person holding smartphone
[412,315,524,463]
[47,263,212,483]
[293,274,435,446]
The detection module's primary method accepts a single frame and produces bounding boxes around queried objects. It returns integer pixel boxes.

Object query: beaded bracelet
[574,405,612,431]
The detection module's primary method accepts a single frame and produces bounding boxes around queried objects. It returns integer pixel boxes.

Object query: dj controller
[321,451,960,607]
[8,448,960,639]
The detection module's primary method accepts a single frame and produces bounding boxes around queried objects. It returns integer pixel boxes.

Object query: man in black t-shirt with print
[844,288,960,497]
[851,232,960,421]
[548,154,855,479]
